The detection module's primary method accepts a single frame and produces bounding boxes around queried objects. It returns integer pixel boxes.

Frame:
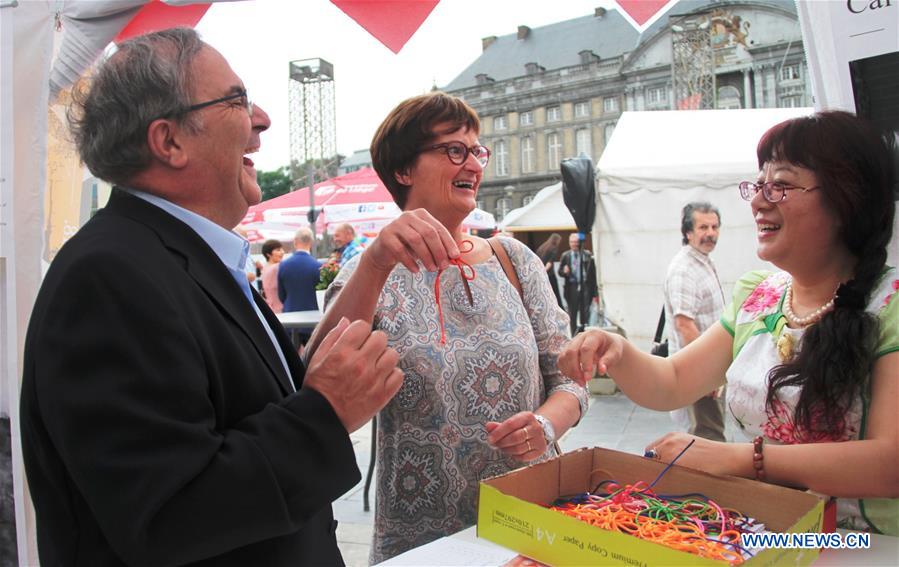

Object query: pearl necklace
[782,283,835,328]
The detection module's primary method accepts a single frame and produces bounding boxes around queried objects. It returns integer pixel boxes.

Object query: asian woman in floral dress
[307,92,588,562]
[560,111,898,536]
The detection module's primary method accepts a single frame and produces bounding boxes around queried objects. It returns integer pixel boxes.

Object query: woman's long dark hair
[760,111,896,436]
[535,233,562,264]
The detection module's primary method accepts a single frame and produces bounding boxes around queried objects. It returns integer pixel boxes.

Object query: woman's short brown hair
[370,92,480,209]
[261,239,283,260]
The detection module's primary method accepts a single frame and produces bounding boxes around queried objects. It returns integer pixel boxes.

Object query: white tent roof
[598,108,812,189]
[593,108,813,349]
[499,182,575,232]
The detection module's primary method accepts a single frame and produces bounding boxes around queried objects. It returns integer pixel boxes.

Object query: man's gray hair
[294,227,314,246]
[68,28,205,186]
[680,202,721,245]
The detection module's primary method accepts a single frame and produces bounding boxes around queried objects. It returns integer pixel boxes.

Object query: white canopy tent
[593,108,813,350]
[499,182,575,232]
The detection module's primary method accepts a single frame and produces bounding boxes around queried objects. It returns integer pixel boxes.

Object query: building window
[576,128,592,157]
[603,122,616,144]
[574,101,590,118]
[781,95,802,108]
[522,195,534,206]
[547,132,561,169]
[495,197,513,220]
[493,115,508,131]
[519,110,533,126]
[780,64,800,81]
[494,139,508,176]
[546,105,561,122]
[476,199,485,211]
[603,96,619,113]
[647,86,667,105]
[521,136,535,173]
[717,85,742,110]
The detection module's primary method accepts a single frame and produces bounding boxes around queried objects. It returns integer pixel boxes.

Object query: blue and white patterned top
[327,237,587,563]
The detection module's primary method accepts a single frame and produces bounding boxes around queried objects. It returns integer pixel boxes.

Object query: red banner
[331,0,439,53]
[615,0,671,26]
[115,1,211,43]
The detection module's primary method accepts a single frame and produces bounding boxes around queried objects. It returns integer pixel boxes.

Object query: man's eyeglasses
[423,142,490,168]
[739,181,820,203]
[184,89,254,117]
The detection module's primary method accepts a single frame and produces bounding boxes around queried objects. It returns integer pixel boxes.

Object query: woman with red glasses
[306,92,587,562]
[560,111,898,536]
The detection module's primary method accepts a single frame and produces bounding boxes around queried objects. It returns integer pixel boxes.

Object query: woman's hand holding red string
[363,209,459,276]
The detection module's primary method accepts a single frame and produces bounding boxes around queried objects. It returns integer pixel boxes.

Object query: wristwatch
[534,414,556,446]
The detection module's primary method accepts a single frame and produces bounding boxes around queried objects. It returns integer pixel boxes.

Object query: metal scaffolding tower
[671,15,715,110]
[288,58,336,186]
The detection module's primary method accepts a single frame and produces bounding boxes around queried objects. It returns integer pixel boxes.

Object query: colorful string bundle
[549,481,758,564]
[547,442,761,565]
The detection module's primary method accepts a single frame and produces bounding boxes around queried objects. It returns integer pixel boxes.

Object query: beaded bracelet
[752,435,766,481]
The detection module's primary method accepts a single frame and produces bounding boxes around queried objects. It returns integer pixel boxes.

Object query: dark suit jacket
[20,189,360,566]
[557,248,598,298]
[277,251,322,312]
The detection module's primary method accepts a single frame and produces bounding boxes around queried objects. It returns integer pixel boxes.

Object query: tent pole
[307,163,316,256]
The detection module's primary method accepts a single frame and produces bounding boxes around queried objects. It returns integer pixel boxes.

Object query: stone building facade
[443,0,809,220]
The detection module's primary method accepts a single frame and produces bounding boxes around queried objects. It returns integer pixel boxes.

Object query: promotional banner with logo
[796,0,898,262]
[797,0,898,118]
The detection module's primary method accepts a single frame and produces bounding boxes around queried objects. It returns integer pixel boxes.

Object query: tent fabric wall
[0,0,15,421]
[0,8,21,564]
[3,3,56,564]
[594,108,812,350]
[499,182,576,232]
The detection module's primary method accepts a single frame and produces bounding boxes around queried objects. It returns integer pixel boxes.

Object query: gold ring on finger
[526,439,532,452]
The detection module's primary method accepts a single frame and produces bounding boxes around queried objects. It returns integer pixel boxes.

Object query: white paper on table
[376,536,518,566]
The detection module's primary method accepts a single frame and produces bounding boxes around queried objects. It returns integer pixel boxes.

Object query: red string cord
[434,240,476,344]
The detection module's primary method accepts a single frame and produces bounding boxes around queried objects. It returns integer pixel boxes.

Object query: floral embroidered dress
[327,237,588,563]
[721,268,899,535]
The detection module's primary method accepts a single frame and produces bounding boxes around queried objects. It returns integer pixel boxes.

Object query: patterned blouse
[721,267,899,535]
[327,237,588,563]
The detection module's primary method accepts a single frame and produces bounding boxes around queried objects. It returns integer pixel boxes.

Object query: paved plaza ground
[334,390,678,567]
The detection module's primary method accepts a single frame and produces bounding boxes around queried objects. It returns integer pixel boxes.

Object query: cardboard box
[478,447,823,566]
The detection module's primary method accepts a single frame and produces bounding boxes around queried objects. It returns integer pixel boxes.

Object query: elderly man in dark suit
[19,28,457,566]
[557,233,598,335]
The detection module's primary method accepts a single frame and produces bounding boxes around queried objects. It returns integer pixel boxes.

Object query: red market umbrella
[242,168,383,224]
[243,167,496,237]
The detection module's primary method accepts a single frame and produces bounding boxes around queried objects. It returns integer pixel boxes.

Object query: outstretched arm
[646,352,899,500]
[558,323,732,409]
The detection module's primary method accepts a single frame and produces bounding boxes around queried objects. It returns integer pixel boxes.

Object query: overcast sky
[196,0,618,173]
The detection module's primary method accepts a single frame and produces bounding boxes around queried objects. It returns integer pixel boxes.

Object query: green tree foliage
[289,154,345,187]
[256,166,292,201]
[256,154,346,203]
